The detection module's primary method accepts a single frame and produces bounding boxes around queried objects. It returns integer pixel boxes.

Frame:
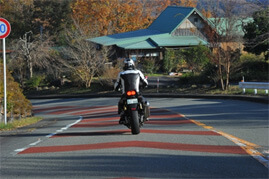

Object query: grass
[0,117,43,131]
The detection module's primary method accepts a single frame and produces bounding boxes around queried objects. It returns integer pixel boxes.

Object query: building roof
[116,35,207,49]
[88,6,209,49]
[147,6,195,33]
[208,17,253,36]
[151,35,208,47]
[89,29,164,46]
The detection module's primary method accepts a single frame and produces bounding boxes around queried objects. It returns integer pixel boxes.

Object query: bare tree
[59,20,112,88]
[10,31,55,85]
[204,0,249,90]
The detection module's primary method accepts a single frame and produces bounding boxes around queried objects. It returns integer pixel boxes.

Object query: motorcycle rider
[114,58,149,124]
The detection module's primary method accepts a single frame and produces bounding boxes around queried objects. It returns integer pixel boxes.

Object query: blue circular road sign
[0,18,11,39]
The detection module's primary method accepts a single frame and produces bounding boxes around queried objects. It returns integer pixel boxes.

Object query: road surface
[0,97,268,178]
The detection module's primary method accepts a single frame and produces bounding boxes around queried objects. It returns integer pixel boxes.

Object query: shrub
[0,63,32,122]
[141,58,156,74]
[178,72,199,86]
[240,53,264,63]
[25,75,45,90]
[240,61,269,81]
[98,66,120,90]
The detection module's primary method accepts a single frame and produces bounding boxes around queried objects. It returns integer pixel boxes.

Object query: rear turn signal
[127,90,136,96]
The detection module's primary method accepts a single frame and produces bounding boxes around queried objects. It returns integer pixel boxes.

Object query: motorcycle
[120,90,150,135]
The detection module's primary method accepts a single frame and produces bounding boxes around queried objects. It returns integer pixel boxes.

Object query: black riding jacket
[114,69,148,94]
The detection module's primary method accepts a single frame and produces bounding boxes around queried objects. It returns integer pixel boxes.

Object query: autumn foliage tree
[0,63,32,122]
[71,0,152,36]
[71,0,206,36]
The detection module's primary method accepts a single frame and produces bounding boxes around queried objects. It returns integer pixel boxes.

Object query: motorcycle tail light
[127,90,136,96]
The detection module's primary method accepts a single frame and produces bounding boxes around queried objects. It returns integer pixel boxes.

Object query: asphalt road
[0,97,268,178]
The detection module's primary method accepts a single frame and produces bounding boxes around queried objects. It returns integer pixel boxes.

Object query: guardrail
[239,82,269,94]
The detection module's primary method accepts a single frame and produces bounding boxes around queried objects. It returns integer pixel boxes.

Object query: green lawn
[0,117,43,131]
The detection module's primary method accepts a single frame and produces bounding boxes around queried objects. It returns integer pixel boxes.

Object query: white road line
[13,116,83,155]
[46,116,83,138]
[29,139,41,146]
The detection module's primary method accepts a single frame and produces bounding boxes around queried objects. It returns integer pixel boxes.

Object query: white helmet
[123,58,135,70]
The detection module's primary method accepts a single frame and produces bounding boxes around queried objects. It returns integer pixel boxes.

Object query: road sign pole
[3,38,7,125]
[0,17,11,125]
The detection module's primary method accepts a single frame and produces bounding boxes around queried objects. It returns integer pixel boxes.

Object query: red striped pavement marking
[33,106,77,113]
[18,140,248,155]
[72,118,191,127]
[141,129,220,135]
[71,110,191,127]
[80,116,119,123]
[27,106,241,156]
[72,121,119,128]
[70,107,117,115]
[47,107,86,115]
[48,106,115,115]
[150,109,171,113]
[51,129,130,137]
[150,114,185,119]
[111,177,139,179]
[82,114,118,120]
[79,111,118,118]
[147,120,193,125]
[51,129,219,138]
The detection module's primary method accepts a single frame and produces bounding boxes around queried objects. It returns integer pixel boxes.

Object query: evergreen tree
[243,8,269,59]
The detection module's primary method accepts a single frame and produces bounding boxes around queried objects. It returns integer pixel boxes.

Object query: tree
[180,44,210,73]
[10,31,55,85]
[243,8,269,60]
[0,0,34,40]
[71,0,152,36]
[32,0,72,44]
[0,63,32,122]
[71,0,202,36]
[204,0,246,90]
[58,20,112,88]
[177,0,197,7]
[163,48,179,73]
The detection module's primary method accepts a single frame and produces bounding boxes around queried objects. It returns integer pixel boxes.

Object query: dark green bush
[234,61,268,82]
[179,73,202,86]
[141,58,157,74]
[25,75,45,90]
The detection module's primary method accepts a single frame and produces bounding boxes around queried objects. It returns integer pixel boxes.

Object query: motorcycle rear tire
[130,110,140,135]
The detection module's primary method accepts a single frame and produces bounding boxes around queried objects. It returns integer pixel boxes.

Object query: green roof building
[89,6,250,61]
[88,6,214,60]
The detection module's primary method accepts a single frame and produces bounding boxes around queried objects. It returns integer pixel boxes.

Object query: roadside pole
[3,38,7,124]
[0,18,11,125]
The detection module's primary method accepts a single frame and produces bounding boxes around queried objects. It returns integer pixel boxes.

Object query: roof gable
[148,6,195,33]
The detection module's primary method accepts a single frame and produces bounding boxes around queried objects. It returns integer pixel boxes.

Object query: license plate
[127,98,138,104]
